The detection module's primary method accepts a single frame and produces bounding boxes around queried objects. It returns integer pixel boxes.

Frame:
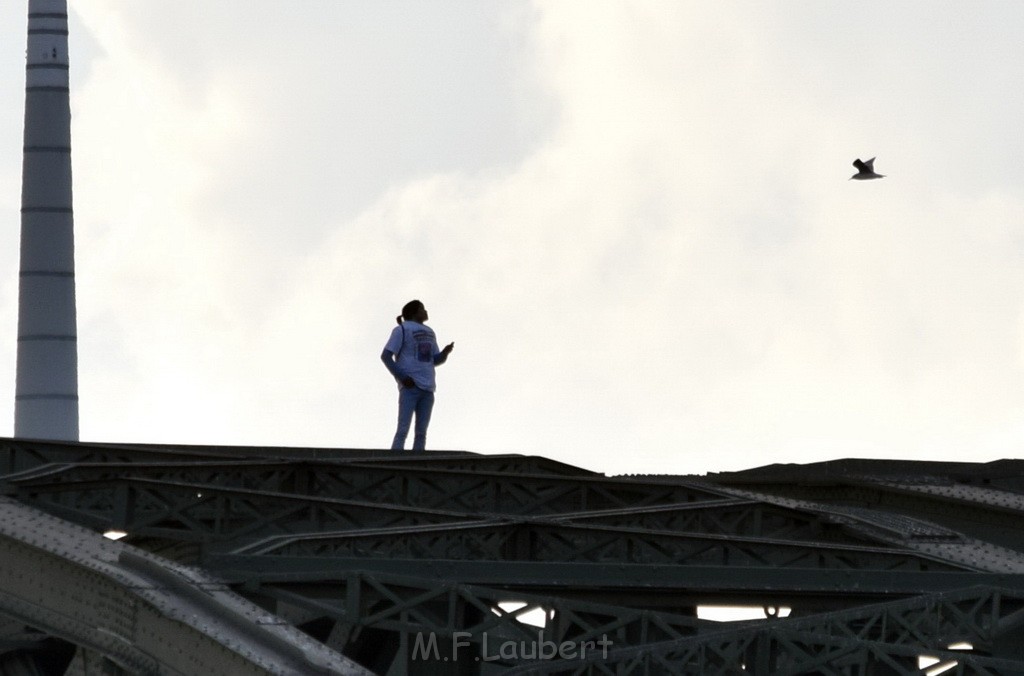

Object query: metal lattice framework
[4,439,1024,674]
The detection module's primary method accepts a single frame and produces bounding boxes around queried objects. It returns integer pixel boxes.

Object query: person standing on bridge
[381,300,454,451]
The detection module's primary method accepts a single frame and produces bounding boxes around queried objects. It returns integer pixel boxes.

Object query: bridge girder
[6,438,1024,674]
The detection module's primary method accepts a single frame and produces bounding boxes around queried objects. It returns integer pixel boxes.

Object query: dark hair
[397,299,423,324]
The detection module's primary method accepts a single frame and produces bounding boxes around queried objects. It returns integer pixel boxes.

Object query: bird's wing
[864,157,876,169]
[853,159,867,171]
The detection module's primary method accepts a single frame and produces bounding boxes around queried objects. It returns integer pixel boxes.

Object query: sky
[3,2,1024,476]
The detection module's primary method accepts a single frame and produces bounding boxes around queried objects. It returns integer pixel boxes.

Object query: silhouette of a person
[380,300,454,451]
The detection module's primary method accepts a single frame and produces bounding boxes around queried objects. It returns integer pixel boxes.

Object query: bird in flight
[851,157,884,180]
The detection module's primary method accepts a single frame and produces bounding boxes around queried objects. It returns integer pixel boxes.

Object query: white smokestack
[15,0,79,441]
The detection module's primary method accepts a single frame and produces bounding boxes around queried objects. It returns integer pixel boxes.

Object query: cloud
[4,2,1024,474]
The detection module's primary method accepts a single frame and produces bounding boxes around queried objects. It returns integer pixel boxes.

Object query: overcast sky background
[3,2,1024,476]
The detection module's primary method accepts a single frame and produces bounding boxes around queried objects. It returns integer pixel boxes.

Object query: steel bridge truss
[4,438,1024,674]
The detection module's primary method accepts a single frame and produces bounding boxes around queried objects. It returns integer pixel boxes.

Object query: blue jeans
[391,386,435,451]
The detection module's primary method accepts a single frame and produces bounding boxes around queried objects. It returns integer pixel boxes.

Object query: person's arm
[381,350,415,387]
[381,349,400,377]
[433,342,454,365]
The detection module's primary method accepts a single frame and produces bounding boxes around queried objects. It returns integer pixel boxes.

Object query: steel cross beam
[220,521,967,571]
[3,457,731,514]
[253,571,703,642]
[5,456,995,544]
[712,474,1024,556]
[8,476,883,549]
[9,462,997,579]
[508,585,1024,674]
[11,476,477,544]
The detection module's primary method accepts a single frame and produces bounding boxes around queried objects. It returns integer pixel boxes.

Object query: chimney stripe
[16,395,79,401]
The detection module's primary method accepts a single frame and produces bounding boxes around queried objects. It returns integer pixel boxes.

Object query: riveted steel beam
[0,496,369,675]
